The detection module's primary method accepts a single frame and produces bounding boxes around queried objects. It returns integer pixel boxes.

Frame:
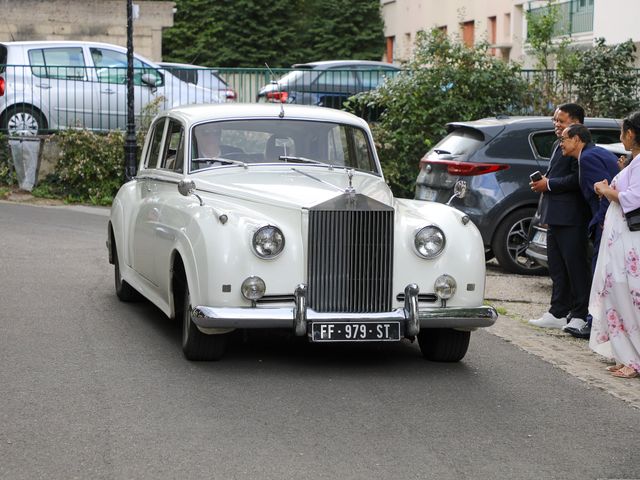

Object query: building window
[386,36,395,63]
[461,21,474,47]
[488,16,497,56]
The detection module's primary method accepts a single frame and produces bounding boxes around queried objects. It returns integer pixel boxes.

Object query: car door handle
[35,84,51,89]
[101,89,116,95]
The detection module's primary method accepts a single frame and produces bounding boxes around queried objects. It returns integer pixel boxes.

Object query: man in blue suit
[529,103,591,330]
[559,123,620,338]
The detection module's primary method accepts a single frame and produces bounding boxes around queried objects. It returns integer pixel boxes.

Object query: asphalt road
[1,202,638,480]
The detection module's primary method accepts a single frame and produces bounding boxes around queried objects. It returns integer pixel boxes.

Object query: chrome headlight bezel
[413,225,446,259]
[252,225,285,259]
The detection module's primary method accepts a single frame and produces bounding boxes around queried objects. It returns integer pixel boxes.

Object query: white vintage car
[107,103,497,361]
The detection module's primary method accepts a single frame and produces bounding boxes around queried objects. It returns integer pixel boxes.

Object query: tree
[557,38,639,118]
[162,0,385,67]
[348,29,529,198]
[162,0,301,67]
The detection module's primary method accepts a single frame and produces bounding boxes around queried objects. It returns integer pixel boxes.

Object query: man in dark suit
[529,103,591,329]
[558,123,619,338]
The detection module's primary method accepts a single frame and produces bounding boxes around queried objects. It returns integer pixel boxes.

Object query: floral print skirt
[589,201,640,373]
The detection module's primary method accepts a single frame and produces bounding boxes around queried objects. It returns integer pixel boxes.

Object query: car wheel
[181,282,228,361]
[113,242,140,302]
[2,105,47,136]
[492,207,546,276]
[417,328,470,362]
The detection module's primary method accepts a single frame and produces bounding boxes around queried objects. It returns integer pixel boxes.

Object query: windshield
[190,119,378,174]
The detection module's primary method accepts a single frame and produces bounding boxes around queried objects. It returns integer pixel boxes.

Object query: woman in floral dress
[590,111,640,379]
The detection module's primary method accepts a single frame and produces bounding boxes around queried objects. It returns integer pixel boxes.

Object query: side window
[530,131,557,159]
[145,119,166,170]
[91,48,163,87]
[354,67,397,89]
[349,127,375,171]
[316,70,356,91]
[28,47,87,80]
[590,129,621,144]
[160,120,184,173]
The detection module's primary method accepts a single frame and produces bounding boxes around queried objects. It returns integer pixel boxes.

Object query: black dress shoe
[565,324,591,339]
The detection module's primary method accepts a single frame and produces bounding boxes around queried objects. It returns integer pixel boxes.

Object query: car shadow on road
[119,295,479,376]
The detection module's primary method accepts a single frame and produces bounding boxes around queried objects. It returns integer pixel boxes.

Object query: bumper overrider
[191,284,498,337]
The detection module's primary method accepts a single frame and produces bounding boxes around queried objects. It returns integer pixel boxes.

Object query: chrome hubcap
[8,112,39,136]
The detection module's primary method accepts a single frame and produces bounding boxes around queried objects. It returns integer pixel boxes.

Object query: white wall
[593,0,640,44]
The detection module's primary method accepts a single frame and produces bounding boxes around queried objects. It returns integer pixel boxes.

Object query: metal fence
[1,64,639,135]
[0,64,399,135]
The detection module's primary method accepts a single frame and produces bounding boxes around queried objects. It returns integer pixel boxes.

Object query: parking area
[485,261,640,408]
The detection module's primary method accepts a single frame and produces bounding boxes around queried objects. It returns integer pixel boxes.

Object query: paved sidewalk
[485,265,640,409]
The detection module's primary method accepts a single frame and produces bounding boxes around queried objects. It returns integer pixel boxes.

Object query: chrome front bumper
[192,283,498,336]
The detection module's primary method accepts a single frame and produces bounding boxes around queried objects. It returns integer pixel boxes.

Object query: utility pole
[124,0,138,182]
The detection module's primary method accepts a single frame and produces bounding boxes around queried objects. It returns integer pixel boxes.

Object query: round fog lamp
[434,274,457,300]
[241,276,266,301]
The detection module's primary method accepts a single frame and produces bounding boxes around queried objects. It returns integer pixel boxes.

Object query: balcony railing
[528,0,594,38]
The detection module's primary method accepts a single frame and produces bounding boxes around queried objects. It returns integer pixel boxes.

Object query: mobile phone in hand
[530,171,543,182]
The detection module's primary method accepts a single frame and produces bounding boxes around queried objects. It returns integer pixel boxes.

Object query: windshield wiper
[433,149,452,155]
[192,156,247,169]
[279,155,333,169]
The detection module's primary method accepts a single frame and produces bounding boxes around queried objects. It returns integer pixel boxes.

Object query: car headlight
[414,225,446,258]
[434,274,457,300]
[252,225,285,259]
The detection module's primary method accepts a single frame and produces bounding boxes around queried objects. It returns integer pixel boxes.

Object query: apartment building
[381,0,640,67]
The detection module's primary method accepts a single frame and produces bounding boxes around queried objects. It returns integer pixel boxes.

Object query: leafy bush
[0,133,16,186]
[35,129,143,206]
[348,29,529,198]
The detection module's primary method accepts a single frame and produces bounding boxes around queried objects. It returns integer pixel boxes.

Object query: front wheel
[417,328,470,362]
[492,208,546,275]
[181,282,228,361]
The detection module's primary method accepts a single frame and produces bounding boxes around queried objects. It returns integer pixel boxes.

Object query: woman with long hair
[590,111,640,379]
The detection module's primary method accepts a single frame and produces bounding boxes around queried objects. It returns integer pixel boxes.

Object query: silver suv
[0,41,220,136]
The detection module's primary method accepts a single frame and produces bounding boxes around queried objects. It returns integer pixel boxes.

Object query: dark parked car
[257,60,399,108]
[415,116,621,275]
[525,142,631,268]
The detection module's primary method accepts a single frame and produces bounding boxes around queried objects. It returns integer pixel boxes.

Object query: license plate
[311,322,401,342]
[532,230,547,246]
[420,188,438,201]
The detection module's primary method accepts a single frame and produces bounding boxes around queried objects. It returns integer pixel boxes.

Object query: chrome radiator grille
[307,194,394,313]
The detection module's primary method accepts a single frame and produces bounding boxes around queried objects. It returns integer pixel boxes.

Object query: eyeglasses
[559,136,573,143]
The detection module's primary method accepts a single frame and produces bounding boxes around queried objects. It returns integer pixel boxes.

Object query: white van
[0,41,221,136]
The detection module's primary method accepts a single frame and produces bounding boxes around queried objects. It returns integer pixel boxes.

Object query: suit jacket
[538,143,590,226]
[578,143,619,234]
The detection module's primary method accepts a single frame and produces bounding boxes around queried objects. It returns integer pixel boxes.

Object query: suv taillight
[420,158,509,176]
[0,77,4,96]
[266,91,288,103]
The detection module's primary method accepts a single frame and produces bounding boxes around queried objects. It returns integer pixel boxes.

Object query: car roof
[161,103,371,129]
[291,60,399,70]
[159,61,212,70]
[447,115,621,131]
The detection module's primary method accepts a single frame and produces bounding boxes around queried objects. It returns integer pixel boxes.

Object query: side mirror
[446,180,467,205]
[178,179,203,206]
[141,73,159,90]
